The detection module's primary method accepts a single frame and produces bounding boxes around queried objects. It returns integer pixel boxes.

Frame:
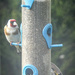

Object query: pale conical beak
[13,22,17,26]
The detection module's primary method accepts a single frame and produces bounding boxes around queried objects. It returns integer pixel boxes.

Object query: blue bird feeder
[42,24,63,49]
[21,0,34,9]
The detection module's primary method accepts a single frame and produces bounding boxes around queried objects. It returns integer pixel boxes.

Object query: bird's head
[7,19,18,28]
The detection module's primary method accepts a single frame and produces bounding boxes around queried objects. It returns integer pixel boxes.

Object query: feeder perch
[42,24,63,49]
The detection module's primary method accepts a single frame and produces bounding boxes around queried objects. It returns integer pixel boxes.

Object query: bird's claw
[17,42,20,45]
[10,42,13,46]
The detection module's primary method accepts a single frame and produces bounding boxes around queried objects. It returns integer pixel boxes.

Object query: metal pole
[22,0,51,75]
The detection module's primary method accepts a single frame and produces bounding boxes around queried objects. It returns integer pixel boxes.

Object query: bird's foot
[17,42,20,45]
[10,42,13,46]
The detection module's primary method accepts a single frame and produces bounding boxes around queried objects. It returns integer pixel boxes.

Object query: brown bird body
[4,25,20,43]
[4,19,21,53]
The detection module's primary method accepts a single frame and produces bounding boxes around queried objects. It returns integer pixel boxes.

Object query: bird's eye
[10,21,13,25]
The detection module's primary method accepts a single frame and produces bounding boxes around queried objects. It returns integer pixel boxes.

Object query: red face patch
[10,19,17,27]
[10,19,16,22]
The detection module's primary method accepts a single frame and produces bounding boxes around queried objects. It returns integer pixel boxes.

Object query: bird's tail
[15,46,22,53]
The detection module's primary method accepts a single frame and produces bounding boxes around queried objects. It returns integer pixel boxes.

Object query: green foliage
[0,0,21,75]
[51,0,75,75]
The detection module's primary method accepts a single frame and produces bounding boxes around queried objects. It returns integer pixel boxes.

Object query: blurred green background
[0,0,75,75]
